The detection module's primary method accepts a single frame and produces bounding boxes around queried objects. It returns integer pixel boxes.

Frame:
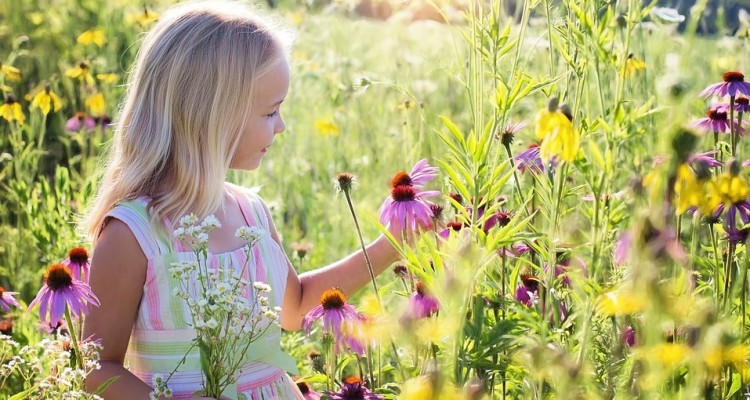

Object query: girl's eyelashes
[266,110,279,118]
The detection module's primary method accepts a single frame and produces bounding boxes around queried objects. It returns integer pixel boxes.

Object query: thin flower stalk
[336,172,381,306]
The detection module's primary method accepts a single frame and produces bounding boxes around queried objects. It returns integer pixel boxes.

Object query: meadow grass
[2,0,750,398]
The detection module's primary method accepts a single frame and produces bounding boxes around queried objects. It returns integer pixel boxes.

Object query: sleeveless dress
[105,185,304,400]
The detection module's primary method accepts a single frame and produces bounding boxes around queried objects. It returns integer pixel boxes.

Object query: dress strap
[104,198,172,259]
[228,184,268,230]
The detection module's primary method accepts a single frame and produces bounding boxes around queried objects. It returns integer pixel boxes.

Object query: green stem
[64,308,84,370]
[730,96,737,157]
[709,224,721,308]
[342,189,381,306]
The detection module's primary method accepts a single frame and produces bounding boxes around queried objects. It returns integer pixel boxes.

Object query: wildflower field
[2,0,750,398]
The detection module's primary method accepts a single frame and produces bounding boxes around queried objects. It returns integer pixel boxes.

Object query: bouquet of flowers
[151,214,281,399]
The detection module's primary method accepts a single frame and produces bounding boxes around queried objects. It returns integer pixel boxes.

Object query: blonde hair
[83,0,291,241]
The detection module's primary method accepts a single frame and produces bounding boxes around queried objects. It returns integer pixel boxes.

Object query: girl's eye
[266,110,279,118]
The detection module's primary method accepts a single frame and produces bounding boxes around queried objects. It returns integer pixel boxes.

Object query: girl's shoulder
[102,196,171,259]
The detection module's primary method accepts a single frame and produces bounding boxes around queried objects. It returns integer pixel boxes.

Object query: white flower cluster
[235,225,267,246]
[1,333,103,399]
[173,213,223,251]
[155,215,280,398]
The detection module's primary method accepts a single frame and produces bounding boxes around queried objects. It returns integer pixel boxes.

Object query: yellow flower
[673,164,714,215]
[285,11,303,26]
[400,377,433,399]
[536,101,579,163]
[30,85,62,116]
[128,8,159,27]
[653,343,690,368]
[66,62,95,86]
[623,54,646,77]
[712,171,749,204]
[596,290,646,316]
[399,376,464,400]
[414,316,458,343]
[85,92,105,116]
[77,29,105,47]
[1,63,21,81]
[315,119,339,136]
[0,95,25,125]
[96,73,119,84]
[27,12,44,25]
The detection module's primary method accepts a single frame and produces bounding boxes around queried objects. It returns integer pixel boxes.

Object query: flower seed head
[547,97,559,112]
[393,264,408,278]
[336,172,355,193]
[68,247,89,265]
[44,263,73,290]
[429,203,444,220]
[391,185,417,201]
[723,71,745,83]
[559,103,573,122]
[391,171,412,188]
[320,288,347,309]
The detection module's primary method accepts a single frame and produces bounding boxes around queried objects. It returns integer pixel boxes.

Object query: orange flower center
[723,71,745,83]
[390,171,412,188]
[68,247,89,265]
[320,288,346,309]
[343,376,363,385]
[0,286,4,296]
[737,96,749,105]
[44,263,73,290]
[415,280,428,296]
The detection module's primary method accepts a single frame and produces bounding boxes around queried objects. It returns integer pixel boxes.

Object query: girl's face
[230,58,290,171]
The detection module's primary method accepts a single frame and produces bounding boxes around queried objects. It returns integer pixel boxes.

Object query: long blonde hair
[83,1,291,241]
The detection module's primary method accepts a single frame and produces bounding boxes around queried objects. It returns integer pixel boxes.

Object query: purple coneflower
[438,221,464,239]
[497,120,527,146]
[302,288,362,343]
[736,96,750,113]
[328,376,382,400]
[65,112,96,132]
[483,210,513,232]
[406,159,438,188]
[41,319,68,335]
[28,263,100,325]
[408,281,440,319]
[379,185,439,232]
[515,144,544,173]
[514,274,540,307]
[689,107,734,134]
[613,232,632,266]
[722,202,750,243]
[0,286,20,313]
[622,325,636,348]
[63,247,90,282]
[296,380,322,400]
[699,71,750,98]
[688,150,722,167]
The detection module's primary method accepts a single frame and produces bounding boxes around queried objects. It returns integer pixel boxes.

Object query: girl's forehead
[254,60,290,102]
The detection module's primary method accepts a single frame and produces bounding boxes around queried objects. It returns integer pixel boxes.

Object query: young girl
[82,2,402,399]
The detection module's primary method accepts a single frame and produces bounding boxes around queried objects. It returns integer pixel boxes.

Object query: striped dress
[105,185,304,400]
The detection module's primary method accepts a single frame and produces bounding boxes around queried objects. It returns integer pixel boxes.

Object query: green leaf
[94,375,121,395]
[9,386,38,400]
